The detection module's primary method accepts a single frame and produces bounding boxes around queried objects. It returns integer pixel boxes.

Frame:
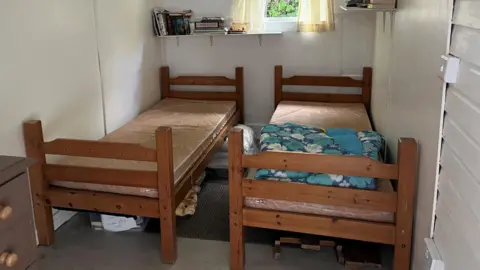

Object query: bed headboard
[160,66,244,122]
[274,65,373,112]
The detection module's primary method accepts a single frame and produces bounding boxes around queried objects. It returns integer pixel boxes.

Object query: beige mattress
[245,101,395,223]
[52,98,236,198]
[270,101,372,131]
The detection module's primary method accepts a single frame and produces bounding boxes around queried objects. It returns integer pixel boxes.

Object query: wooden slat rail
[242,152,399,180]
[161,66,244,123]
[43,164,157,188]
[47,187,160,218]
[274,66,373,110]
[170,76,236,86]
[242,179,397,213]
[168,91,237,101]
[282,75,364,87]
[243,208,396,245]
[43,139,157,161]
[282,92,363,103]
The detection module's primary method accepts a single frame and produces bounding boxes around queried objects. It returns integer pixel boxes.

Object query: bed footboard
[228,128,418,270]
[23,121,178,264]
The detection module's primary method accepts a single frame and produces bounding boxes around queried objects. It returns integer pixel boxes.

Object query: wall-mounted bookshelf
[157,31,283,46]
[340,5,396,12]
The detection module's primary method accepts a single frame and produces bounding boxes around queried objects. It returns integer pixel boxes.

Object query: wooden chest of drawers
[0,156,36,270]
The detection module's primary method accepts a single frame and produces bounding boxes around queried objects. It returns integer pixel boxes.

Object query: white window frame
[263,1,299,32]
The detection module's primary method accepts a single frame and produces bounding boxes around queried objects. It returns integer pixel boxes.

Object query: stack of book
[193,17,227,34]
[152,8,193,36]
[345,0,396,9]
[367,0,396,9]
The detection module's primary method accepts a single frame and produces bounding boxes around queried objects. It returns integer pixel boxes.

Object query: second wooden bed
[228,66,418,270]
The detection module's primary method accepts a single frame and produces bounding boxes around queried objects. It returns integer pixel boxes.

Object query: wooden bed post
[23,120,55,245]
[156,127,177,264]
[394,138,418,270]
[235,67,245,123]
[160,66,171,100]
[229,128,245,270]
[362,67,373,113]
[274,65,283,108]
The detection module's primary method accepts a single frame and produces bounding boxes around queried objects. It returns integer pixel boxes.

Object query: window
[265,0,299,18]
[232,0,333,33]
[264,0,299,32]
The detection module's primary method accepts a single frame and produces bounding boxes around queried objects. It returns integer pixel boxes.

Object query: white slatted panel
[435,1,480,269]
[438,146,480,259]
[453,60,480,106]
[443,116,480,174]
[440,144,480,224]
[434,216,478,270]
[453,1,480,29]
[451,25,480,67]
[444,88,480,145]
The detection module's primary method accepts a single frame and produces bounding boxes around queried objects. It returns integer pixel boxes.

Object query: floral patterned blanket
[255,123,383,190]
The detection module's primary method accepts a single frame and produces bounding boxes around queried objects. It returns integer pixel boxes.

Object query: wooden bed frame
[229,65,418,270]
[23,66,244,264]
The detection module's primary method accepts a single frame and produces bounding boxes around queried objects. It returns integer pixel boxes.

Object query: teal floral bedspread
[255,123,383,190]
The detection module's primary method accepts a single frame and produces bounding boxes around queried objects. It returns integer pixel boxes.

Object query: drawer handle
[0,206,13,221]
[0,252,18,268]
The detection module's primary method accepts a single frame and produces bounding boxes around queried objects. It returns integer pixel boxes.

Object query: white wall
[0,0,106,231]
[371,0,453,269]
[159,0,376,125]
[0,0,104,155]
[371,12,393,133]
[95,0,162,133]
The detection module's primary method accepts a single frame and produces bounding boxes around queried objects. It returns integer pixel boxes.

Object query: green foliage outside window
[266,0,299,17]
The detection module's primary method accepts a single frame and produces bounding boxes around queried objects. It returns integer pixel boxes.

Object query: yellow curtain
[297,0,335,32]
[231,0,265,31]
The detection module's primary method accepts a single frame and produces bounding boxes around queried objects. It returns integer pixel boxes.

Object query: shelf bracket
[176,36,180,47]
[210,36,214,46]
[390,11,395,34]
[383,12,386,33]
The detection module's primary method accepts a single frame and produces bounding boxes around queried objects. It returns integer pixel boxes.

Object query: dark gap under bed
[146,169,278,245]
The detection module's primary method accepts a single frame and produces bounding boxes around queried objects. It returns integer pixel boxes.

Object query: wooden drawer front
[0,174,33,233]
[0,218,36,270]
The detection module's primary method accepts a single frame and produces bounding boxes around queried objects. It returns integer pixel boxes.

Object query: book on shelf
[227,30,247,35]
[152,8,192,36]
[194,28,227,34]
[152,12,160,36]
[344,0,396,8]
[193,17,225,30]
[367,3,395,8]
[369,0,396,3]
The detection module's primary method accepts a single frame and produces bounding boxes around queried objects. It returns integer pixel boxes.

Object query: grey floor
[31,214,392,270]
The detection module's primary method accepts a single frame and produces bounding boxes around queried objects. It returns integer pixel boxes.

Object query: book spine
[367,3,396,8]
[152,12,160,36]
[166,14,173,35]
[369,0,396,4]
[159,14,168,36]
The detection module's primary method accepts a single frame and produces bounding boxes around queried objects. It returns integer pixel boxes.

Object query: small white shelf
[340,5,396,12]
[157,31,282,38]
[157,31,282,46]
